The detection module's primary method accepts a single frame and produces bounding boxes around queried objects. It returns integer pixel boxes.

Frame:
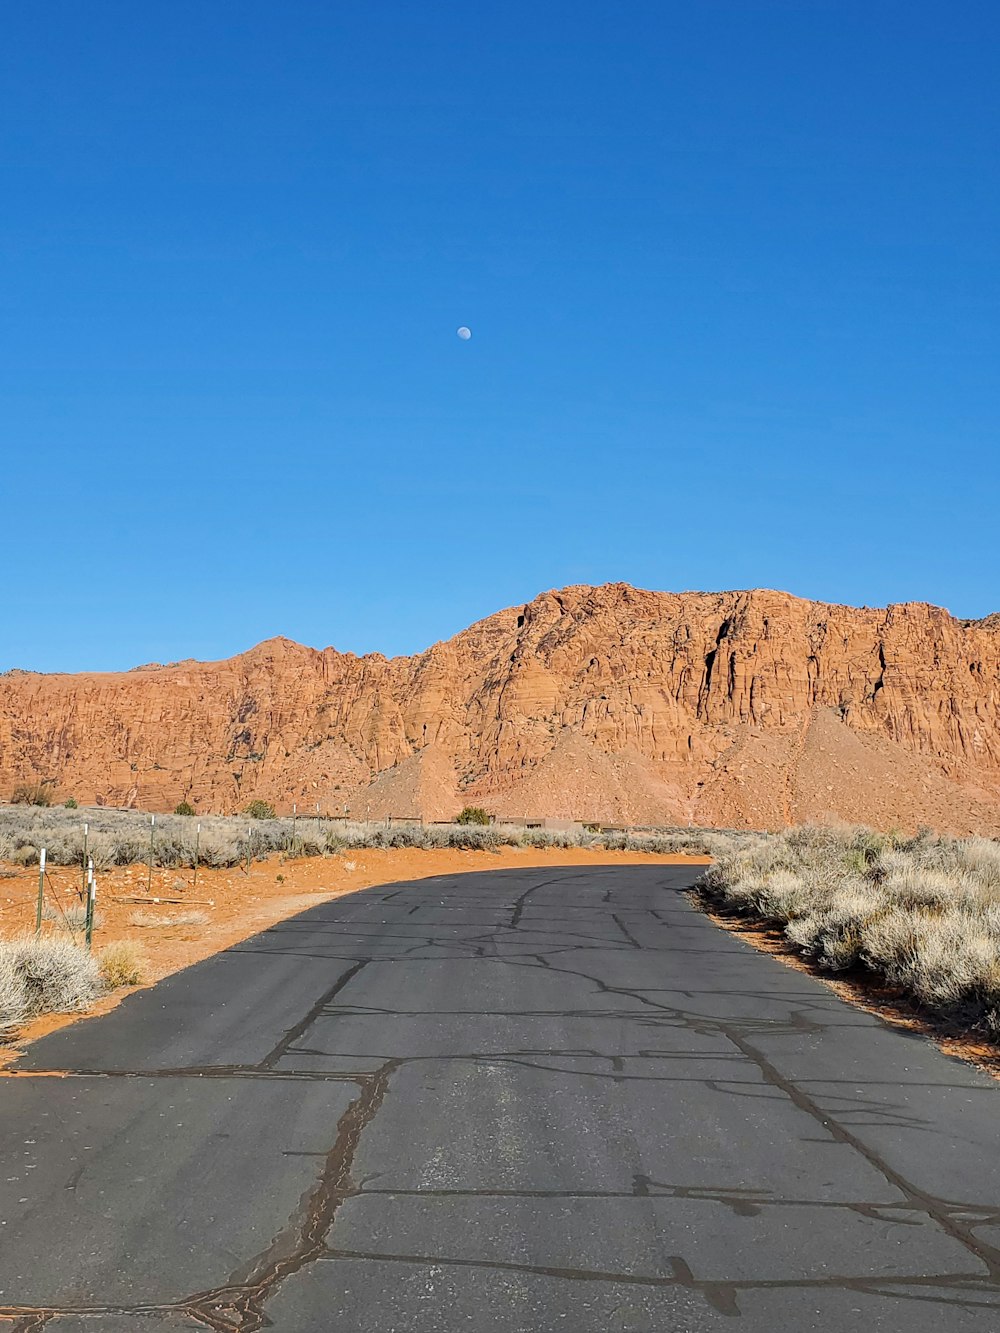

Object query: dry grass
[0,934,102,1030]
[171,910,211,927]
[697,825,1000,1034]
[127,910,164,928]
[41,903,104,930]
[98,940,147,987]
[128,909,209,928]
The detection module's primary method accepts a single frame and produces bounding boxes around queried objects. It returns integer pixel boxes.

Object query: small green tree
[64,797,79,809]
[244,799,276,820]
[174,801,195,816]
[456,806,491,826]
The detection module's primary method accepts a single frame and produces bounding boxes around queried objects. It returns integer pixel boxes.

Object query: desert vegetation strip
[0,805,737,869]
[696,825,1000,1040]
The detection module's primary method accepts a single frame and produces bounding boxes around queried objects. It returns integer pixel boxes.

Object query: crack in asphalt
[317,1246,1000,1318]
[508,873,569,929]
[182,1057,399,1331]
[611,911,643,949]
[0,1060,399,1331]
[257,959,369,1071]
[3,866,1000,1325]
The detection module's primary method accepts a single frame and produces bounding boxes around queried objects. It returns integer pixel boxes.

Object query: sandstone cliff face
[1,584,998,833]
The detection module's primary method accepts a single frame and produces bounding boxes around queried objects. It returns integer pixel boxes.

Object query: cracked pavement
[2,864,1000,1329]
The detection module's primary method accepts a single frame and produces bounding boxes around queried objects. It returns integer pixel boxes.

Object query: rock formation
[2,584,999,833]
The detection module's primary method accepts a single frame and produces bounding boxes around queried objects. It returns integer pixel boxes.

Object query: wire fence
[28,851,98,946]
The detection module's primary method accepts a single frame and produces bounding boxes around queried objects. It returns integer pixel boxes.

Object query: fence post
[81,823,88,903]
[292,802,297,856]
[85,856,96,950]
[147,813,155,893]
[35,848,46,937]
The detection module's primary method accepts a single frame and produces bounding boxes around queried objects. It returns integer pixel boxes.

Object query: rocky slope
[2,584,999,833]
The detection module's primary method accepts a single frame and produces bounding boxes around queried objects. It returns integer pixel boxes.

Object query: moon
[457,326,472,340]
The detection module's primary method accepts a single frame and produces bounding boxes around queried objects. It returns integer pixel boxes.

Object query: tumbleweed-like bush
[697,825,1000,1034]
[0,934,102,1031]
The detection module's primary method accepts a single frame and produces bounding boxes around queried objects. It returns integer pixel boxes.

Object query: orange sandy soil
[0,847,710,1062]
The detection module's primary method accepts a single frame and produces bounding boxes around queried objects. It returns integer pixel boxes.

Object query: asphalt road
[2,864,1000,1331]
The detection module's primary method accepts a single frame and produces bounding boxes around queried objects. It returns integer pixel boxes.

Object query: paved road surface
[2,865,1000,1330]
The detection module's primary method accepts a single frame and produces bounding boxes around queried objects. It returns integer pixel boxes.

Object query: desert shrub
[0,934,102,1028]
[198,830,243,868]
[245,799,276,820]
[444,825,501,851]
[63,797,78,810]
[295,826,329,857]
[87,829,130,869]
[518,828,596,849]
[0,805,746,873]
[10,844,39,867]
[370,826,412,850]
[174,801,195,817]
[697,824,1000,1034]
[99,940,147,988]
[0,950,27,1029]
[91,829,148,870]
[11,782,55,807]
[600,828,741,858]
[456,806,491,826]
[54,905,104,930]
[520,830,563,848]
[150,831,188,868]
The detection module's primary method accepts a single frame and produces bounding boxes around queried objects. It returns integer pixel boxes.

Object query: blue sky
[3,1,998,672]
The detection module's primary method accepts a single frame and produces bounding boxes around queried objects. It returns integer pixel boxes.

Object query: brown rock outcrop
[1,584,999,833]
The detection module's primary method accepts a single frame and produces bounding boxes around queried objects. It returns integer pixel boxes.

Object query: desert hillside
[2,584,999,833]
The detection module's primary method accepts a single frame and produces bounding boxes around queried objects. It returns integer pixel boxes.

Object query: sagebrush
[698,825,1000,1034]
[0,806,740,870]
[0,935,102,1030]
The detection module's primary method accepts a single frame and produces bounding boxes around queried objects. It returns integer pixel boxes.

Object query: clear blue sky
[3,2,998,672]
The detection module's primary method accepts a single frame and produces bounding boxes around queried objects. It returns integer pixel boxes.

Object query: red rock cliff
[1,584,998,832]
